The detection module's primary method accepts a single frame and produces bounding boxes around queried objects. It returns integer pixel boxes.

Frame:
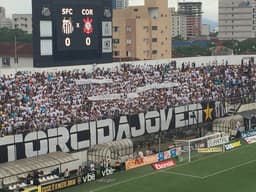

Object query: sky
[0,0,218,22]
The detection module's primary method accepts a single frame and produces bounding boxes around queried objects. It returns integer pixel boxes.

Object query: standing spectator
[64,168,69,179]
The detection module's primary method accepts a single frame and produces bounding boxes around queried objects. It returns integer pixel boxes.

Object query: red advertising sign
[151,159,176,170]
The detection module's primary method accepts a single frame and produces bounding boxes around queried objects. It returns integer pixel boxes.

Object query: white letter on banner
[97,119,115,144]
[48,128,58,153]
[90,121,97,146]
[131,113,145,137]
[175,106,186,128]
[70,123,90,150]
[145,111,160,134]
[188,104,203,125]
[160,108,173,131]
[24,131,48,158]
[47,127,70,152]
[116,116,131,140]
[56,127,70,152]
[0,135,17,162]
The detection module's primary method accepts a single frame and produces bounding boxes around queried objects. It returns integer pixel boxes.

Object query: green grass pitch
[63,142,256,192]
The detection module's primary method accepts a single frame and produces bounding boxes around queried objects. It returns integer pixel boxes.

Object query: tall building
[178,2,202,39]
[113,0,172,61]
[12,14,32,34]
[170,7,187,40]
[0,7,6,19]
[201,24,210,36]
[0,7,12,29]
[218,0,256,41]
[0,18,13,29]
[112,0,129,9]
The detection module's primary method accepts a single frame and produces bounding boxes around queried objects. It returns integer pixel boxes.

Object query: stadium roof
[239,109,256,120]
[0,152,78,179]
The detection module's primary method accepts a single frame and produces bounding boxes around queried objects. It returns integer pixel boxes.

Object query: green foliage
[0,27,32,43]
[173,45,211,57]
[209,32,218,37]
[222,38,256,54]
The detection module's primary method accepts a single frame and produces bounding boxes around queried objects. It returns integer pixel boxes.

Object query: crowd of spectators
[0,59,255,136]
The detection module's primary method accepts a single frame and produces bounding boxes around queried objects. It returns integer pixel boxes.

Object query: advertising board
[23,186,41,192]
[241,129,256,139]
[125,154,158,171]
[157,148,179,161]
[41,177,78,192]
[125,147,181,171]
[207,136,229,147]
[151,159,176,170]
[224,141,241,150]
[197,147,223,153]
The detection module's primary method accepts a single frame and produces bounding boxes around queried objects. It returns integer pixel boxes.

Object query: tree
[0,28,32,43]
[222,38,256,54]
[173,45,211,57]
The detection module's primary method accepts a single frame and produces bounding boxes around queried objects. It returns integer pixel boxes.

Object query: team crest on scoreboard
[83,17,93,35]
[62,17,74,35]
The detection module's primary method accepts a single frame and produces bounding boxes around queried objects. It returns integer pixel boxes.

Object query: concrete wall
[0,54,255,76]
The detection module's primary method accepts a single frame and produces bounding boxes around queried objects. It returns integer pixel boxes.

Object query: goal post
[174,132,229,163]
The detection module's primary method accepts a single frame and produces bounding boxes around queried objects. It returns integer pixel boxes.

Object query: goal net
[174,132,229,163]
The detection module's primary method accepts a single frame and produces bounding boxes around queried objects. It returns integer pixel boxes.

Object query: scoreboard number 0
[85,37,91,46]
[65,37,71,47]
[64,37,91,47]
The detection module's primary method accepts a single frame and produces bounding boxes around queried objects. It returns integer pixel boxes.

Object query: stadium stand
[0,61,255,136]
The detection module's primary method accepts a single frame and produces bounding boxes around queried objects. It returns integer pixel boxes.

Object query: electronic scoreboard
[32,0,112,67]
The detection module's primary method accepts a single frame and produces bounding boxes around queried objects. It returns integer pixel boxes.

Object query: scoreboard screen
[32,0,112,67]
[55,5,99,51]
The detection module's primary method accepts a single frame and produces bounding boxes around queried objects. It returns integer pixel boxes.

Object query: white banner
[207,136,229,147]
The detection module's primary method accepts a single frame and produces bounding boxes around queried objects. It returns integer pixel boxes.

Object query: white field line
[202,159,256,179]
[163,158,256,180]
[90,171,158,192]
[161,171,204,179]
[90,144,253,192]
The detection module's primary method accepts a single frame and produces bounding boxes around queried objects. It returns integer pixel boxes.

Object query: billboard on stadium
[224,141,241,150]
[207,136,229,147]
[197,147,223,153]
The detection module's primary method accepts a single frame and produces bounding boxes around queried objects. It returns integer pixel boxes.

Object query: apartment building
[218,0,256,41]
[170,7,187,40]
[0,7,12,29]
[0,18,13,29]
[0,7,5,18]
[12,14,32,34]
[112,0,129,9]
[113,0,172,61]
[178,2,202,39]
[201,24,210,36]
